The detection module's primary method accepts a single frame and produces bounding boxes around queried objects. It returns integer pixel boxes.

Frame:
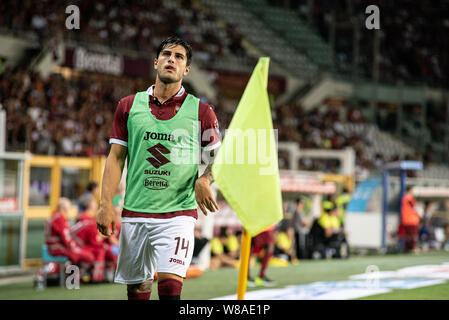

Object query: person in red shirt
[45,197,94,278]
[401,185,420,253]
[71,194,107,282]
[247,225,277,287]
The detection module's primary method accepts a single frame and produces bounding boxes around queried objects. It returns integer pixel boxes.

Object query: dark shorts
[404,225,419,236]
[404,225,419,251]
[251,230,274,254]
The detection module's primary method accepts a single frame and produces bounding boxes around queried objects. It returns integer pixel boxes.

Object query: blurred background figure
[192,227,210,266]
[112,181,125,211]
[400,186,420,253]
[44,197,94,282]
[274,224,298,263]
[247,225,276,287]
[441,223,449,251]
[77,181,99,214]
[292,197,310,260]
[224,227,240,260]
[210,226,238,270]
[418,201,433,251]
[308,200,349,259]
[335,187,351,227]
[71,194,106,283]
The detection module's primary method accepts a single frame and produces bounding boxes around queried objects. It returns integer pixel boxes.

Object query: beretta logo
[143,177,169,190]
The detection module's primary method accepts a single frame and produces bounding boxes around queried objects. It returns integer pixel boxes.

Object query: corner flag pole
[212,57,283,299]
[237,229,252,300]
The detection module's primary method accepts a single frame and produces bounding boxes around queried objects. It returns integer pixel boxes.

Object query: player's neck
[153,78,182,104]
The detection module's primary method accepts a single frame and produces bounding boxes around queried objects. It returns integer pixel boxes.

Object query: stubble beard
[158,70,181,85]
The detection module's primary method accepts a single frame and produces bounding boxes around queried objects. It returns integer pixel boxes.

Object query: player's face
[154,44,190,84]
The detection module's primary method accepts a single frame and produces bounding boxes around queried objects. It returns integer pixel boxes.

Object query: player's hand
[96,205,116,237]
[195,176,219,216]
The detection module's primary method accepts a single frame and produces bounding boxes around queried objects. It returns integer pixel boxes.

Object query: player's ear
[154,58,159,70]
[184,65,191,76]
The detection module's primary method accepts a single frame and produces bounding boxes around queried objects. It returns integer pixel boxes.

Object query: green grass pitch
[0,251,448,300]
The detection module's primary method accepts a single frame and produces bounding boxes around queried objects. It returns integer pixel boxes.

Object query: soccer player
[96,36,221,300]
[247,225,277,287]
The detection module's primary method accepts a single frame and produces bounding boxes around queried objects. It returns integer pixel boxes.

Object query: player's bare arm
[195,150,219,216]
[97,144,128,236]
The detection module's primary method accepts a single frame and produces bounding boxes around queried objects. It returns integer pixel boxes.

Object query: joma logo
[143,131,175,142]
[169,258,185,265]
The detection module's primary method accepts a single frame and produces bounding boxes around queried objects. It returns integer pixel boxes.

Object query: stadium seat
[41,244,68,287]
[204,0,318,77]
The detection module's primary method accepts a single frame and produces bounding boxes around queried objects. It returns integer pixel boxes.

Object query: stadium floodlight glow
[381,161,423,252]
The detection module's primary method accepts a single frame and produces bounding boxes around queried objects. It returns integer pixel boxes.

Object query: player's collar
[146,85,185,98]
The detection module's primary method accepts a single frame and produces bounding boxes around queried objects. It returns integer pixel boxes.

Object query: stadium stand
[241,0,334,69]
[0,68,145,155]
[0,0,258,73]
[2,65,427,179]
[0,0,447,175]
[201,0,319,78]
[284,0,449,87]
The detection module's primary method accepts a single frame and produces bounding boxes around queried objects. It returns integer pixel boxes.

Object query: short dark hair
[87,182,98,192]
[156,36,193,66]
[219,226,228,238]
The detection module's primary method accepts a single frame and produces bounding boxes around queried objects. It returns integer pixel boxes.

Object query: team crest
[174,104,181,115]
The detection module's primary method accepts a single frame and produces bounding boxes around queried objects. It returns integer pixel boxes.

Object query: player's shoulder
[119,94,137,106]
[198,99,217,117]
[197,97,212,109]
[116,94,137,113]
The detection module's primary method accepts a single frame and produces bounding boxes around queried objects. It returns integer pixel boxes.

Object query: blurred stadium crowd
[1,69,145,156]
[0,0,251,67]
[3,0,448,87]
[290,0,449,86]
[0,66,436,176]
[0,0,447,174]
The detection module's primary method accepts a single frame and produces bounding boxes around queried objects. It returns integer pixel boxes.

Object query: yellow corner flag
[212,57,283,237]
[211,57,283,300]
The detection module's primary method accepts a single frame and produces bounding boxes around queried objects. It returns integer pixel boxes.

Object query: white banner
[213,263,449,300]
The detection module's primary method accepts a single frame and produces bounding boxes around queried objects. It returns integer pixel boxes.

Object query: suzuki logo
[146,143,170,168]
